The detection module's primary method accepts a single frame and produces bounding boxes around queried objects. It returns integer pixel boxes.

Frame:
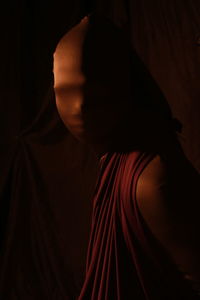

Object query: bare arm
[136,155,200,293]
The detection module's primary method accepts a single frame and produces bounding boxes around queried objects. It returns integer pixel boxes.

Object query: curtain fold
[128,0,200,169]
[0,0,199,299]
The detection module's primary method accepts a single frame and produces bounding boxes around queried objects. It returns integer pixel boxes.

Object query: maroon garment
[78,151,199,300]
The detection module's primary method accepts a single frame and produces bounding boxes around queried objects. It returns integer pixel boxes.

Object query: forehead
[53,18,89,86]
[53,46,85,88]
[53,16,131,90]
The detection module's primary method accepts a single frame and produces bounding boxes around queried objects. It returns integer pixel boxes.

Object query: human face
[53,17,132,149]
[54,68,130,144]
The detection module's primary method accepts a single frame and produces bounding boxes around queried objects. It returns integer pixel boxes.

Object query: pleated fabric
[78,151,199,300]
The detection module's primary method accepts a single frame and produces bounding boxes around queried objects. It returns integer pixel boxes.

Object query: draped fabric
[0,0,200,299]
[0,3,99,298]
[78,151,199,300]
[0,87,98,299]
[96,0,200,170]
[129,0,200,169]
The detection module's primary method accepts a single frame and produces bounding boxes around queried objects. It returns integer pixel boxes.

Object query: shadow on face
[53,14,180,156]
[53,15,134,151]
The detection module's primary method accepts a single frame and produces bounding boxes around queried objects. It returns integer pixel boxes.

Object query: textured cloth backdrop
[0,0,199,299]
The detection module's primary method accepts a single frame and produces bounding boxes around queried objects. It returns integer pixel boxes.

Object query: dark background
[0,0,199,299]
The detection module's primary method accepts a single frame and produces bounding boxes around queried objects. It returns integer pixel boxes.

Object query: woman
[53,13,200,299]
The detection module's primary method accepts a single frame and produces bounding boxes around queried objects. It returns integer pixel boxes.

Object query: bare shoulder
[136,154,168,206]
[136,155,170,236]
[136,152,200,212]
[136,152,200,247]
[138,154,167,189]
[136,154,200,282]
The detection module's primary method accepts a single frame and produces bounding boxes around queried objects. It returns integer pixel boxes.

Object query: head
[53,14,134,153]
[53,13,181,155]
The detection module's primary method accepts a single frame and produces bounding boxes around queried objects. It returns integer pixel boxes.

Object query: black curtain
[0,0,199,299]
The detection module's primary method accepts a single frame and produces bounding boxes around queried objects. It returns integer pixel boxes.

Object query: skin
[53,15,200,292]
[53,17,89,141]
[137,153,200,288]
[53,16,133,155]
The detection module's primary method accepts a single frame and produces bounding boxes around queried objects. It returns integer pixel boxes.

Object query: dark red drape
[0,0,200,299]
